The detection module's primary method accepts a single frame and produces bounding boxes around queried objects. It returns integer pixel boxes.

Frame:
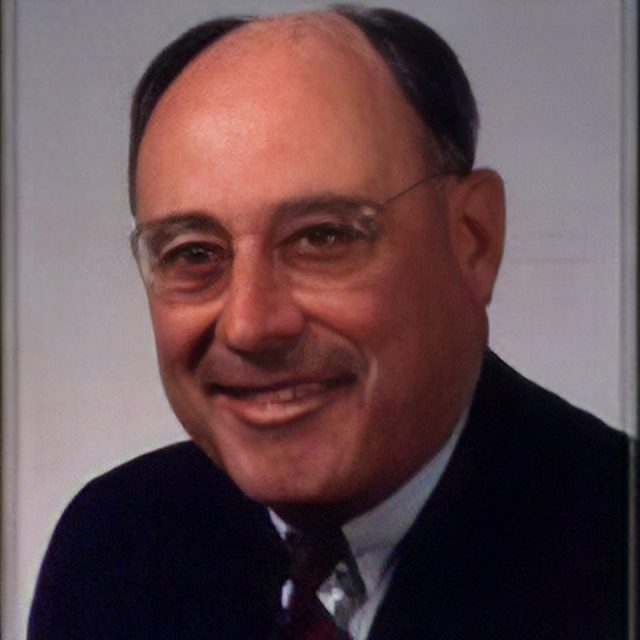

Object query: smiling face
[134,14,498,525]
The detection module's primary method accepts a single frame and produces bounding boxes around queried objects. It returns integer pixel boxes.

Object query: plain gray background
[3,1,637,638]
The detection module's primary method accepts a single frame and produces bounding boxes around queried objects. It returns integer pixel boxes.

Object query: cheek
[316,246,468,401]
[149,302,214,373]
[297,283,397,355]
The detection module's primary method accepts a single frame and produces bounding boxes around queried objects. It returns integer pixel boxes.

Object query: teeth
[240,382,327,404]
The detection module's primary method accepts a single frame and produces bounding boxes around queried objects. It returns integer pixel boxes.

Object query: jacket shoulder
[29,442,283,640]
[50,441,259,542]
[375,353,632,640]
[476,351,629,463]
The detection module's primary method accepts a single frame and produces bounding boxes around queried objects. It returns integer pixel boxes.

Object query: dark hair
[128,6,478,213]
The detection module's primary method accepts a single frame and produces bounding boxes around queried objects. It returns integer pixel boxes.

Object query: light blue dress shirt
[271,410,467,639]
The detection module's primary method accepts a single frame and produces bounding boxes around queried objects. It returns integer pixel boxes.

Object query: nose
[215,248,305,354]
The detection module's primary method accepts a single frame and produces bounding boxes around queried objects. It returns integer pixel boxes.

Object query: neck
[270,501,356,532]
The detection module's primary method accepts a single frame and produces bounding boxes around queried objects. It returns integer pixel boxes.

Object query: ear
[446,169,505,306]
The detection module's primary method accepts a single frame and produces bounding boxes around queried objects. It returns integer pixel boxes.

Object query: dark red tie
[279,528,352,640]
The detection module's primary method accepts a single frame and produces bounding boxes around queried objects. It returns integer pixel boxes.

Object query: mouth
[206,376,354,426]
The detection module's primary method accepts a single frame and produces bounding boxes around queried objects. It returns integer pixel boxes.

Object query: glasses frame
[130,170,448,300]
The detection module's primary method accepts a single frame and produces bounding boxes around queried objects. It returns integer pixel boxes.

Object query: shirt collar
[270,409,467,591]
[341,409,467,591]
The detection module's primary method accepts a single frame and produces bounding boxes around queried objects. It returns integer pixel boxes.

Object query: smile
[207,377,353,426]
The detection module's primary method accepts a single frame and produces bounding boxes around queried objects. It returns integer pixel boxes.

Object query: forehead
[149,12,410,119]
[136,12,429,219]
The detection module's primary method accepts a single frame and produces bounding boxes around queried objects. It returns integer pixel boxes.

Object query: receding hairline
[151,10,402,105]
[224,10,375,45]
[137,8,437,194]
[129,7,478,213]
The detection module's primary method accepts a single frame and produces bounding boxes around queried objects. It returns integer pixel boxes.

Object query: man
[29,6,631,639]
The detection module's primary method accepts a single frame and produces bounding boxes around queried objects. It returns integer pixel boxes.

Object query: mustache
[196,337,365,387]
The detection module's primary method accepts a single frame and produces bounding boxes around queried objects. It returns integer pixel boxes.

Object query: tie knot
[286,528,348,594]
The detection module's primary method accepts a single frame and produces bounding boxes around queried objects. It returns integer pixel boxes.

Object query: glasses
[131,172,444,304]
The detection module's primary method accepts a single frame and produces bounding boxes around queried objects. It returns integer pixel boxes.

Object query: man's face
[135,16,486,522]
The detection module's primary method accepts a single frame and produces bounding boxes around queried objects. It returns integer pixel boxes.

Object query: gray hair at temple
[127,5,479,214]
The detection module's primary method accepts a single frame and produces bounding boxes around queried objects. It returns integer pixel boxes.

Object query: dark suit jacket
[29,353,632,639]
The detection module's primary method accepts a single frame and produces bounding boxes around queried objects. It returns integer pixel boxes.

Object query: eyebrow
[132,212,230,249]
[132,193,386,245]
[271,195,386,242]
[272,193,383,223]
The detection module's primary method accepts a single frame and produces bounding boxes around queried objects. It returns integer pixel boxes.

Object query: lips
[213,380,338,402]
[206,376,353,425]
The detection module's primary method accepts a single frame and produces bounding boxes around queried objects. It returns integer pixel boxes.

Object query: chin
[233,464,336,505]
[228,452,352,511]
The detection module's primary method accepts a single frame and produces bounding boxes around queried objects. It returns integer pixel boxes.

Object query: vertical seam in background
[620,0,638,436]
[620,2,638,640]
[2,0,20,638]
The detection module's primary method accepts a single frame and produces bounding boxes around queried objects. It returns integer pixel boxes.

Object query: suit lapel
[366,352,522,639]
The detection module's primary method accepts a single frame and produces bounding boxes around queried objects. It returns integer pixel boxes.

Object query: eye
[165,244,218,265]
[290,224,365,257]
[156,241,229,291]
